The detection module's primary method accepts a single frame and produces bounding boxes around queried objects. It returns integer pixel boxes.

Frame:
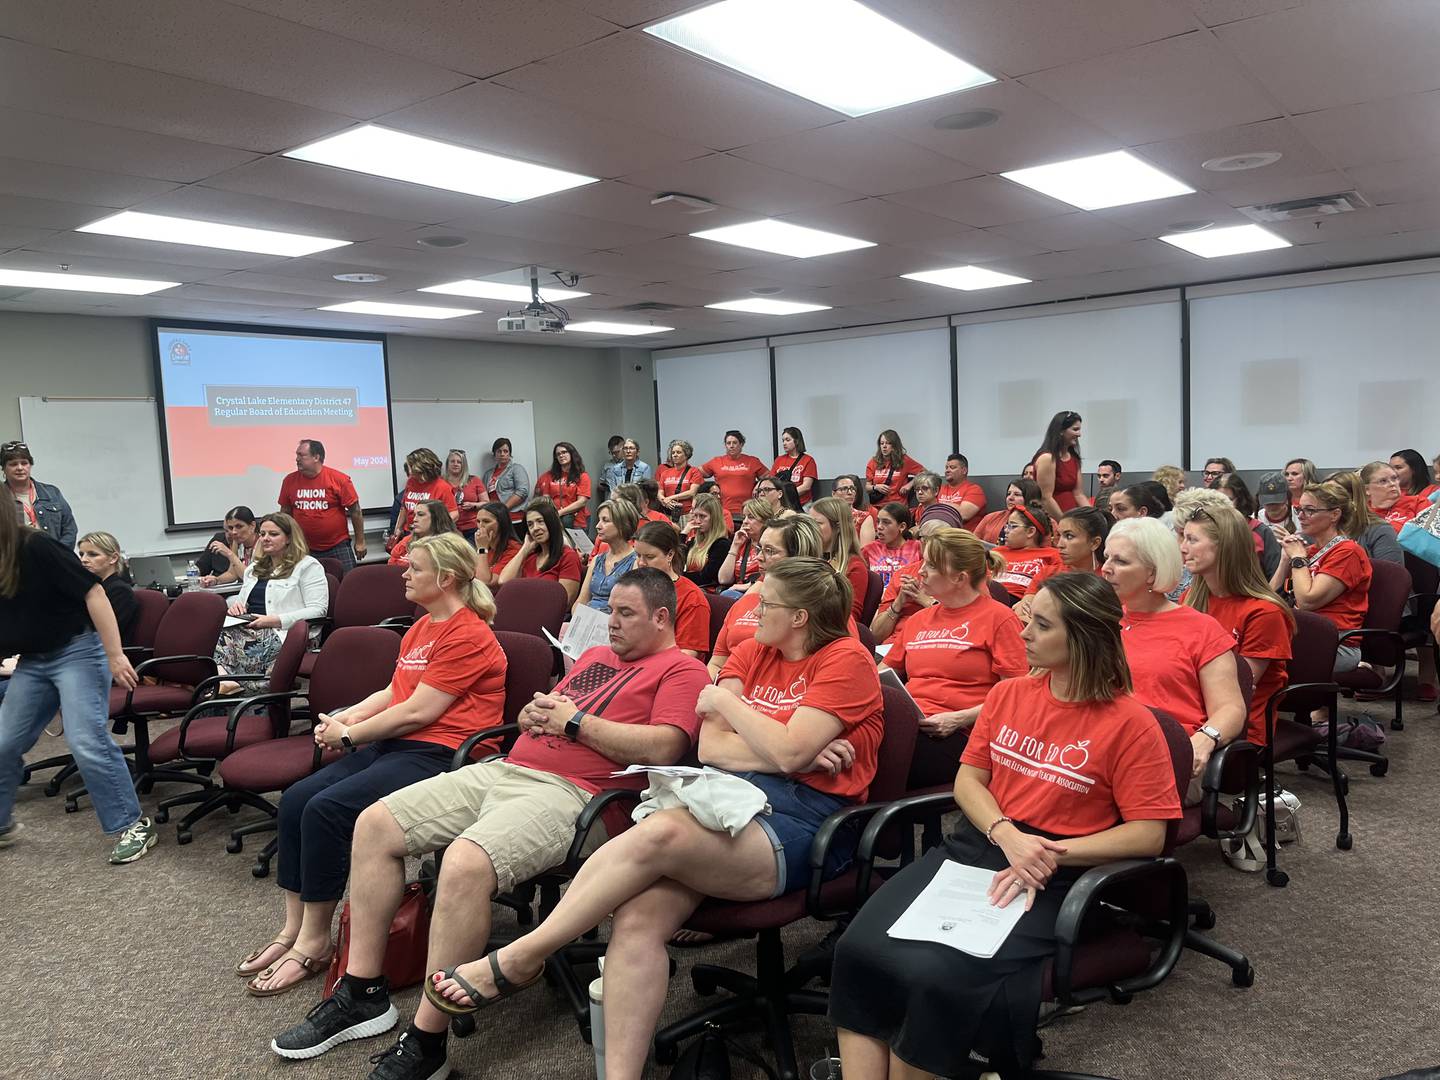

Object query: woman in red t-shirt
[391,448,459,547]
[473,502,521,587]
[1105,517,1245,796]
[831,571,1181,1078]
[860,502,921,589]
[708,515,824,678]
[830,473,877,546]
[1013,505,1110,623]
[445,450,486,541]
[632,521,713,659]
[1390,449,1432,500]
[865,429,924,507]
[700,429,769,523]
[972,478,1042,545]
[1362,460,1423,534]
[1032,410,1088,521]
[884,528,1027,788]
[496,500,582,605]
[809,496,869,621]
[771,426,818,506]
[994,506,1064,600]
[716,498,781,598]
[656,440,703,519]
[1181,505,1294,746]
[426,558,883,1079]
[387,499,459,568]
[238,533,506,995]
[534,442,593,530]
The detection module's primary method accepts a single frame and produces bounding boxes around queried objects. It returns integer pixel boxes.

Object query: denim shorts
[732,771,856,898]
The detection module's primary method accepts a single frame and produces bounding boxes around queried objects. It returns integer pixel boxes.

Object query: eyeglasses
[756,598,799,615]
[1295,505,1336,517]
[1202,470,1224,479]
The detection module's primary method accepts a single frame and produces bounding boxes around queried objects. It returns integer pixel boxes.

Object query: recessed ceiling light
[902,265,1030,291]
[646,0,994,117]
[416,235,469,248]
[1001,151,1193,211]
[565,321,675,336]
[78,211,350,257]
[333,272,388,283]
[1158,223,1291,258]
[320,300,480,319]
[750,286,784,295]
[0,268,180,295]
[692,219,873,258]
[1202,151,1283,172]
[933,108,1002,131]
[706,298,831,315]
[420,279,589,302]
[286,125,598,203]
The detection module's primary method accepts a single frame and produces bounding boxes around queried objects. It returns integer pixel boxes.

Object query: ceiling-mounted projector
[498,313,565,333]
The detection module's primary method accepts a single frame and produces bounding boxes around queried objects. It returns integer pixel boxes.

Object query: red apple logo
[1058,740,1090,771]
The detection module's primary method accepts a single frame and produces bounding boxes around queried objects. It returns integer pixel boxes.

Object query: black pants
[276,740,451,902]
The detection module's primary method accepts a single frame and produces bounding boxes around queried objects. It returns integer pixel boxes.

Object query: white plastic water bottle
[185,560,200,590]
[589,974,606,1080]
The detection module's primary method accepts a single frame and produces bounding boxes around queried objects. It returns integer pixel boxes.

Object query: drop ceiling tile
[895,229,1048,265]
[620,154,862,217]
[986,212,1145,251]
[523,181,754,232]
[868,0,1199,78]
[1291,90,1440,171]
[129,186,420,242]
[549,247,705,284]
[777,199,973,245]
[1345,156,1440,207]
[1092,191,1252,235]
[858,81,1119,175]
[611,235,794,272]
[1133,118,1338,193]
[807,276,936,306]
[0,247,214,281]
[979,250,1093,280]
[166,283,339,309]
[1034,238,1197,274]
[0,194,117,230]
[888,175,1070,228]
[196,268,413,298]
[563,0,698,27]
[0,226,61,253]
[732,122,981,196]
[0,0,471,117]
[1183,0,1306,26]
[440,204,671,250]
[1314,227,1440,266]
[0,38,350,153]
[1268,200,1440,246]
[21,231,284,270]
[493,33,839,149]
[351,231,588,272]
[1022,32,1281,144]
[228,0,616,78]
[1213,170,1356,209]
[0,158,180,209]
[1216,0,1440,113]
[568,277,721,308]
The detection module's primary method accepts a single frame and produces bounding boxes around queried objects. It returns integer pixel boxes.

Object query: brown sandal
[244,950,331,998]
[235,937,296,977]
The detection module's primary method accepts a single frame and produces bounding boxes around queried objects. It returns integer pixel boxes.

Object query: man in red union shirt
[268,568,710,1076]
[278,439,367,571]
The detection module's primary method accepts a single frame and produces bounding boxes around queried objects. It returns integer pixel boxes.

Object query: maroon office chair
[1400,552,1440,714]
[490,578,569,640]
[989,579,1019,607]
[706,592,737,654]
[855,622,879,660]
[298,565,407,677]
[316,556,346,581]
[859,570,884,624]
[150,620,311,843]
[214,626,401,875]
[1333,559,1411,734]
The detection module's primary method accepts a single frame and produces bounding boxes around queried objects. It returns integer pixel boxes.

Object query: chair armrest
[112,654,221,722]
[227,691,308,744]
[309,616,334,644]
[565,788,644,873]
[803,801,911,919]
[1201,739,1259,840]
[172,698,237,757]
[122,646,154,664]
[376,616,415,634]
[850,790,959,907]
[134,653,218,680]
[1264,678,1341,748]
[1052,857,1188,1007]
[449,724,521,771]
[192,672,270,702]
[1337,628,1407,693]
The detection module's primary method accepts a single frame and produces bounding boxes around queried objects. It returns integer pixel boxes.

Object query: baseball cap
[1256,471,1288,506]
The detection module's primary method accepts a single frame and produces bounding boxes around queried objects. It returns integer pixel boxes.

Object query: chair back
[1233,646,1253,715]
[151,590,226,685]
[855,621,878,660]
[331,564,411,629]
[1405,552,1439,625]
[307,626,401,715]
[491,578,569,638]
[860,571,884,624]
[988,579,1018,607]
[324,572,340,624]
[265,620,311,735]
[865,684,926,863]
[1357,559,1413,665]
[494,630,554,734]
[1278,611,1338,717]
[317,556,346,581]
[706,592,737,652]
[130,588,171,649]
[1147,708,1194,854]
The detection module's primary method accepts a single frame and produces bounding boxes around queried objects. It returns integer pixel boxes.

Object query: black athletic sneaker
[367,1029,450,1080]
[270,978,398,1060]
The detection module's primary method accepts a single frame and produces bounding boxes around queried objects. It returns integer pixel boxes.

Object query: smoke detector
[932,108,1002,131]
[1240,191,1369,223]
[333,272,387,283]
[1202,151,1282,172]
[416,235,469,248]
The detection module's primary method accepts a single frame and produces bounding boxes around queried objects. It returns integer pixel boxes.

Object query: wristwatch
[1199,724,1223,747]
[1289,556,1308,570]
[340,733,356,753]
[476,547,489,555]
[564,711,585,742]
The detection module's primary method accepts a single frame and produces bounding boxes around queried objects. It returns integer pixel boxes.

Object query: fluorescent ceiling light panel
[1001,151,1193,211]
[286,125,598,202]
[902,265,1031,291]
[77,211,349,257]
[320,301,480,320]
[706,298,831,315]
[0,268,180,295]
[420,279,590,302]
[566,321,674,336]
[692,219,873,258]
[1158,223,1291,258]
[645,0,994,116]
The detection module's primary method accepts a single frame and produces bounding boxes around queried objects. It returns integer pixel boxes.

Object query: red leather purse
[323,881,431,997]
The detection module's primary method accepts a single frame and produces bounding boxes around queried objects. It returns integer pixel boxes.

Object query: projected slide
[155,325,392,527]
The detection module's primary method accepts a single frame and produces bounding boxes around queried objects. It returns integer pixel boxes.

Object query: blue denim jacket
[25,479,77,548]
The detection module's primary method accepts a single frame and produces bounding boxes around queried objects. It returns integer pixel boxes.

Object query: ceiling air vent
[1239,191,1369,223]
[617,301,682,313]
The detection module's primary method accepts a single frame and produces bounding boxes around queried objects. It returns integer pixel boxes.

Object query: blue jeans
[0,631,141,835]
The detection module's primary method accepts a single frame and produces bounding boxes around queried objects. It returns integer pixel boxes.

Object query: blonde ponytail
[413,533,496,622]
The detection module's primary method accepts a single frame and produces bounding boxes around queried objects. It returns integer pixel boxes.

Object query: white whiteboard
[774,328,951,479]
[1189,273,1440,469]
[390,400,537,495]
[655,349,773,465]
[953,301,1183,476]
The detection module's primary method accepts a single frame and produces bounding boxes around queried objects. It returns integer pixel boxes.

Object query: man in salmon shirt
[279,439,367,571]
[269,568,709,1078]
[701,429,769,527]
[938,453,986,525]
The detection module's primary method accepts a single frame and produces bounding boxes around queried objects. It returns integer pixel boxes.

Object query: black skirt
[828,824,1078,1077]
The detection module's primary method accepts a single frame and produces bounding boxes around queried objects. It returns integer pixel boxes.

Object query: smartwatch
[564,711,585,742]
[340,733,356,753]
[1289,556,1308,570]
[1199,724,1222,747]
[476,547,489,555]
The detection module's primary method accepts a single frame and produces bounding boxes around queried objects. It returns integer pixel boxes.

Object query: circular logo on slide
[168,340,191,366]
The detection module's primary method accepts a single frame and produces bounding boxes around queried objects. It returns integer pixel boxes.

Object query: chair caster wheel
[1370,761,1389,778]
[1232,964,1255,988]
[450,1014,476,1039]
[252,861,270,878]
[1266,869,1289,888]
[226,838,243,854]
[1337,833,1353,851]
[1192,909,1216,931]
[1392,718,1404,732]
[138,780,154,795]
[692,972,720,997]
[64,800,79,814]
[1112,991,1133,1005]
[177,830,192,845]
[43,781,62,797]
[655,1043,679,1066]
[154,809,169,824]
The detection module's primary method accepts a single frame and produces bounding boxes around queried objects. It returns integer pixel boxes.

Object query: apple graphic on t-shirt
[1058,740,1090,772]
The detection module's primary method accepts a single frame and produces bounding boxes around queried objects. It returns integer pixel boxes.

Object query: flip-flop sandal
[669,929,736,949]
[235,937,297,977]
[422,952,547,1017]
[244,951,331,998]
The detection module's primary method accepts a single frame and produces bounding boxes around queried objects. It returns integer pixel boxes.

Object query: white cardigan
[237,556,329,640]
